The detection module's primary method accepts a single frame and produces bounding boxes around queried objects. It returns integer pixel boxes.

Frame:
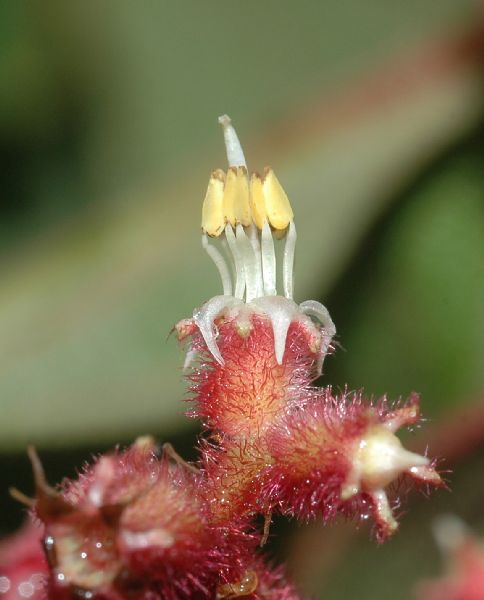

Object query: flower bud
[263,391,442,541]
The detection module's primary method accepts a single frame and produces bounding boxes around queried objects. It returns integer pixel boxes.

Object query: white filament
[202,233,233,296]
[221,237,236,286]
[236,223,259,303]
[282,220,297,299]
[218,114,247,168]
[261,221,276,296]
[224,224,245,299]
[247,224,264,298]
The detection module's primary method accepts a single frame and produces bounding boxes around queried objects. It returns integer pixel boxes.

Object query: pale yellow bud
[223,166,251,227]
[262,167,293,230]
[201,169,226,237]
[249,173,267,230]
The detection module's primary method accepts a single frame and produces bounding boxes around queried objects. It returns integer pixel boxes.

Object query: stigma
[194,115,335,368]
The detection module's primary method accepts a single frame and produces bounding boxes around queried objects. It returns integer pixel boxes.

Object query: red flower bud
[263,390,442,541]
[27,439,293,599]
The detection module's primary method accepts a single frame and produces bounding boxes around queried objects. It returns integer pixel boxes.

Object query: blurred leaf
[0,2,483,449]
[325,136,484,415]
[288,118,484,600]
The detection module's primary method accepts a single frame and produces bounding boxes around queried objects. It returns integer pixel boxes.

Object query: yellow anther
[262,167,294,230]
[201,169,226,237]
[249,173,267,230]
[223,166,251,227]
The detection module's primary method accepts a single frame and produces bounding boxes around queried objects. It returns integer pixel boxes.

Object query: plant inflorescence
[2,116,443,600]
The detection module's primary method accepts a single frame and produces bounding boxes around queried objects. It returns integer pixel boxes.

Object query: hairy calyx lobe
[263,391,442,540]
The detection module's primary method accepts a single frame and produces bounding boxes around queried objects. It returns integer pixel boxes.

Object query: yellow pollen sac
[201,169,226,237]
[249,173,267,230]
[223,166,251,227]
[262,167,294,230]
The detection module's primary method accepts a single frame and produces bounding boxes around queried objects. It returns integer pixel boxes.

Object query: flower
[178,115,443,540]
[5,115,446,600]
[194,114,335,368]
[262,390,442,541]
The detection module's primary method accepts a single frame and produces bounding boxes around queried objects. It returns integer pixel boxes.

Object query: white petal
[193,295,242,365]
[251,296,300,365]
[299,300,336,339]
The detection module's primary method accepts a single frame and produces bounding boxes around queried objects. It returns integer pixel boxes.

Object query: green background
[1,2,483,598]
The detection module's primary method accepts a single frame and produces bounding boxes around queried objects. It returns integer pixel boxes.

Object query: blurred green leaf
[0,1,482,449]
[326,138,484,415]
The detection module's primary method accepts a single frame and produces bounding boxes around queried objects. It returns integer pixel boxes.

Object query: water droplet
[44,536,54,550]
[0,576,10,594]
[18,581,34,598]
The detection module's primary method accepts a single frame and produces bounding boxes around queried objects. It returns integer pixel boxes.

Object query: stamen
[246,224,263,298]
[262,168,294,230]
[235,224,258,303]
[261,221,276,296]
[282,220,297,299]
[201,169,225,237]
[218,114,247,168]
[221,236,236,282]
[202,234,233,296]
[249,173,266,230]
[225,224,245,300]
[223,167,251,227]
